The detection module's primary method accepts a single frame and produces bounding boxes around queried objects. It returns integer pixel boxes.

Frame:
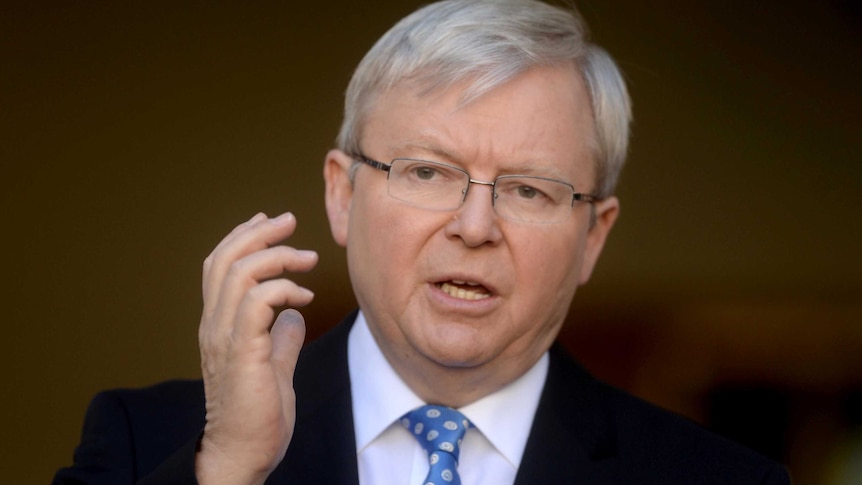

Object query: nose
[444,180,503,247]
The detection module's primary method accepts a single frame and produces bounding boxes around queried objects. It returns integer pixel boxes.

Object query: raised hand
[195,212,319,485]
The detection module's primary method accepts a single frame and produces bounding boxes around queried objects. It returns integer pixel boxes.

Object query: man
[55,1,791,484]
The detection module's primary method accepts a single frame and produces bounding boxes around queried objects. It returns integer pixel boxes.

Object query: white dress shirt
[348,311,548,485]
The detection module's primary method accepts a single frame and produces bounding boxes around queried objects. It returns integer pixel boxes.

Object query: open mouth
[437,280,492,301]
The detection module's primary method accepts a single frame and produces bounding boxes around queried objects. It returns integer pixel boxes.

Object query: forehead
[361,65,596,181]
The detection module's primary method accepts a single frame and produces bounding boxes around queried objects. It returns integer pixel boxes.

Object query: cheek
[346,189,434,299]
[513,230,585,305]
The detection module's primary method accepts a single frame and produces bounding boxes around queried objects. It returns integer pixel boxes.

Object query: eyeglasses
[355,154,598,224]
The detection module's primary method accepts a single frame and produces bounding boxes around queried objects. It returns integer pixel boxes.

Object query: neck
[383,346,541,409]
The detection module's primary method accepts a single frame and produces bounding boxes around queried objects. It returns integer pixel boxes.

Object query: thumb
[271,308,307,380]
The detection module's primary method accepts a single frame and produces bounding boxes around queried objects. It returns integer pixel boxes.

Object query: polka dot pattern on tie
[401,404,472,485]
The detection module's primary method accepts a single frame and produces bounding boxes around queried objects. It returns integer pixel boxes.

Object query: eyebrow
[387,140,462,165]
[386,140,572,182]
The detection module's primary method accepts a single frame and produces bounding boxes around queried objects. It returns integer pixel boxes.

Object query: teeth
[451,279,479,286]
[440,282,491,300]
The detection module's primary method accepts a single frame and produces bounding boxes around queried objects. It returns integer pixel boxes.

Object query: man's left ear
[324,149,355,248]
[578,196,620,285]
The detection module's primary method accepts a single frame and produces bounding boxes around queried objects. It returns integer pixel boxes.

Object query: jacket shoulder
[532,345,791,484]
[601,382,791,483]
[54,379,205,484]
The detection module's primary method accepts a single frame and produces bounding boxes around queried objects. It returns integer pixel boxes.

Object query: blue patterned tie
[401,405,472,485]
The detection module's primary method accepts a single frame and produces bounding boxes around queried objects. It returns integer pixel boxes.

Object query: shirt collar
[348,310,549,467]
[460,351,548,468]
[349,311,424,453]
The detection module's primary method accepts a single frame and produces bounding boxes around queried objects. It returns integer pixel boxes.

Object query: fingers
[195,214,315,483]
[200,211,319,344]
[212,244,316,315]
[230,277,314,341]
[202,212,268,295]
[202,212,298,302]
[270,309,307,381]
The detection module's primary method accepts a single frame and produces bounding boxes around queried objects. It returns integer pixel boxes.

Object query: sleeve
[52,390,201,485]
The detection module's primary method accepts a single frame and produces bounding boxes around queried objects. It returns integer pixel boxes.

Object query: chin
[427,354,487,370]
[419,336,494,369]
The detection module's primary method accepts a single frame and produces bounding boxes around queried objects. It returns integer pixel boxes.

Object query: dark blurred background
[2,1,860,483]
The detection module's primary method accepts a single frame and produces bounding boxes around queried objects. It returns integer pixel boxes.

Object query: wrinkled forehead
[366,61,587,125]
[360,65,598,186]
[360,63,598,170]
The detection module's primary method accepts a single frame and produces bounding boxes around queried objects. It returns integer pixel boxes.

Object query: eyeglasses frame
[353,154,599,219]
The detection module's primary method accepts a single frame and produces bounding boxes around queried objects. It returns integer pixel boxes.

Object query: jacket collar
[514,342,617,484]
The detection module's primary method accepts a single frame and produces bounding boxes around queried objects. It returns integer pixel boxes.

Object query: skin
[325,65,618,406]
[195,64,618,484]
[196,213,318,485]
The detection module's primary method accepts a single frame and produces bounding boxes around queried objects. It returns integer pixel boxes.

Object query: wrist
[195,435,273,485]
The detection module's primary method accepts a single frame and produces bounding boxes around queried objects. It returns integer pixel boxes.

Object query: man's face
[325,65,618,401]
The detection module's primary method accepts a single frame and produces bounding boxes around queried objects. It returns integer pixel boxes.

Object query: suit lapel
[266,316,619,484]
[268,311,360,485]
[513,343,618,484]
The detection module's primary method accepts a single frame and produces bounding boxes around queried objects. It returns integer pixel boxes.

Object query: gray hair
[337,0,631,198]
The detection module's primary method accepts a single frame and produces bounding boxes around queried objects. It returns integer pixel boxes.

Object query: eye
[400,161,460,183]
[413,165,439,180]
[514,184,548,200]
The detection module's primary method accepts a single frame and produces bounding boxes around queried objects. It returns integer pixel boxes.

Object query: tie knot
[400,405,472,460]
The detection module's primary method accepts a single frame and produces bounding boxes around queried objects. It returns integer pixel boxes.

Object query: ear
[324,149,355,247]
[578,196,620,285]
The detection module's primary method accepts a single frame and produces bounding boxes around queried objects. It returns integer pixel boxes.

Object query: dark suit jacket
[55,311,791,484]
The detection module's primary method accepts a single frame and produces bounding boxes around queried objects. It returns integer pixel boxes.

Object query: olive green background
[2,1,860,483]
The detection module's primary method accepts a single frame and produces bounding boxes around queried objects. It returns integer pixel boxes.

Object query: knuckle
[225,258,250,280]
[245,282,267,303]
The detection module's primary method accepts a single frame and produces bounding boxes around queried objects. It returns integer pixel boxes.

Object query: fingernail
[297,250,318,259]
[272,212,295,226]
